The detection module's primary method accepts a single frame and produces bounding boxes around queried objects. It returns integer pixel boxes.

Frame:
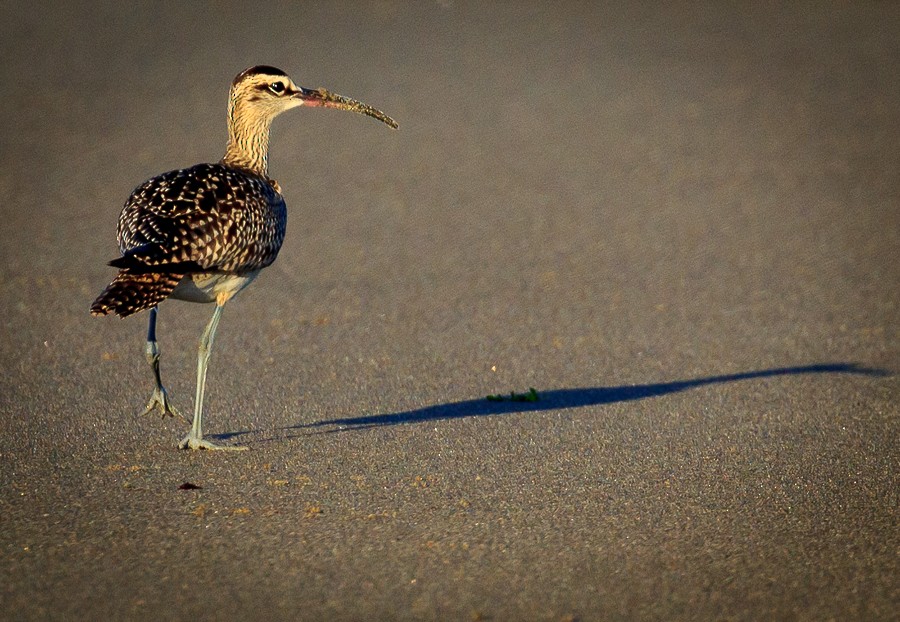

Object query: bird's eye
[269,81,285,95]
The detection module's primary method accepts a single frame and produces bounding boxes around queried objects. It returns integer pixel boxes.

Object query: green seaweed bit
[486,388,539,402]
[510,387,539,402]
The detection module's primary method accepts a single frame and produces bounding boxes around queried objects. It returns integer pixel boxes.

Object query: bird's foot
[178,434,247,451]
[140,387,189,424]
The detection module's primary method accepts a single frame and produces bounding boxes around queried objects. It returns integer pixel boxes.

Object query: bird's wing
[115,164,286,272]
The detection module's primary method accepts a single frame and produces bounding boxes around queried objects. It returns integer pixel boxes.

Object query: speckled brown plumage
[91,164,286,317]
[90,270,186,317]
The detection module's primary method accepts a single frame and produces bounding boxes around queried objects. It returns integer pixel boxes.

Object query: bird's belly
[170,271,260,304]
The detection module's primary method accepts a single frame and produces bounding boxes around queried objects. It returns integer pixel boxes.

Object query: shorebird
[91,65,397,450]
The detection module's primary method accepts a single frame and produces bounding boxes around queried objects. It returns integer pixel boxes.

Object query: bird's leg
[179,303,245,450]
[140,307,188,423]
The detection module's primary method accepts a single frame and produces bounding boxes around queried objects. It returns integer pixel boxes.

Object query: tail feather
[90,270,184,317]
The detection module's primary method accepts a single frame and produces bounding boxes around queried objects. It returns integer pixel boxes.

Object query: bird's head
[228,65,397,129]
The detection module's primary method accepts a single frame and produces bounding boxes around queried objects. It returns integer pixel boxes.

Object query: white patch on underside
[169,270,260,303]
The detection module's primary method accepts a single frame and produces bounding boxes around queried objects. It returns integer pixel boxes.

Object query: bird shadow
[226,363,886,440]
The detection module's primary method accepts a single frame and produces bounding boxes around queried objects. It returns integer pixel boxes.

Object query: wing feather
[114,163,287,272]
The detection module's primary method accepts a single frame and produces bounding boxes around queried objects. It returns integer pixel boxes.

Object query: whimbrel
[91,65,397,450]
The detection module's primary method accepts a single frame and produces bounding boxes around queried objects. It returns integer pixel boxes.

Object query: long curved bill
[294,86,398,129]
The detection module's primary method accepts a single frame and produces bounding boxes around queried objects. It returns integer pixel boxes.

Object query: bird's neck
[221,100,272,177]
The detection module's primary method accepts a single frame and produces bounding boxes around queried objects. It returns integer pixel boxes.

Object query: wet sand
[0,3,897,620]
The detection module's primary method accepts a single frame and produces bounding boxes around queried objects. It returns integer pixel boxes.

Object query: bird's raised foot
[140,387,189,424]
[178,434,247,451]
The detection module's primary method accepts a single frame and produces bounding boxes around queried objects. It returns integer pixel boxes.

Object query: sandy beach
[0,3,897,620]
